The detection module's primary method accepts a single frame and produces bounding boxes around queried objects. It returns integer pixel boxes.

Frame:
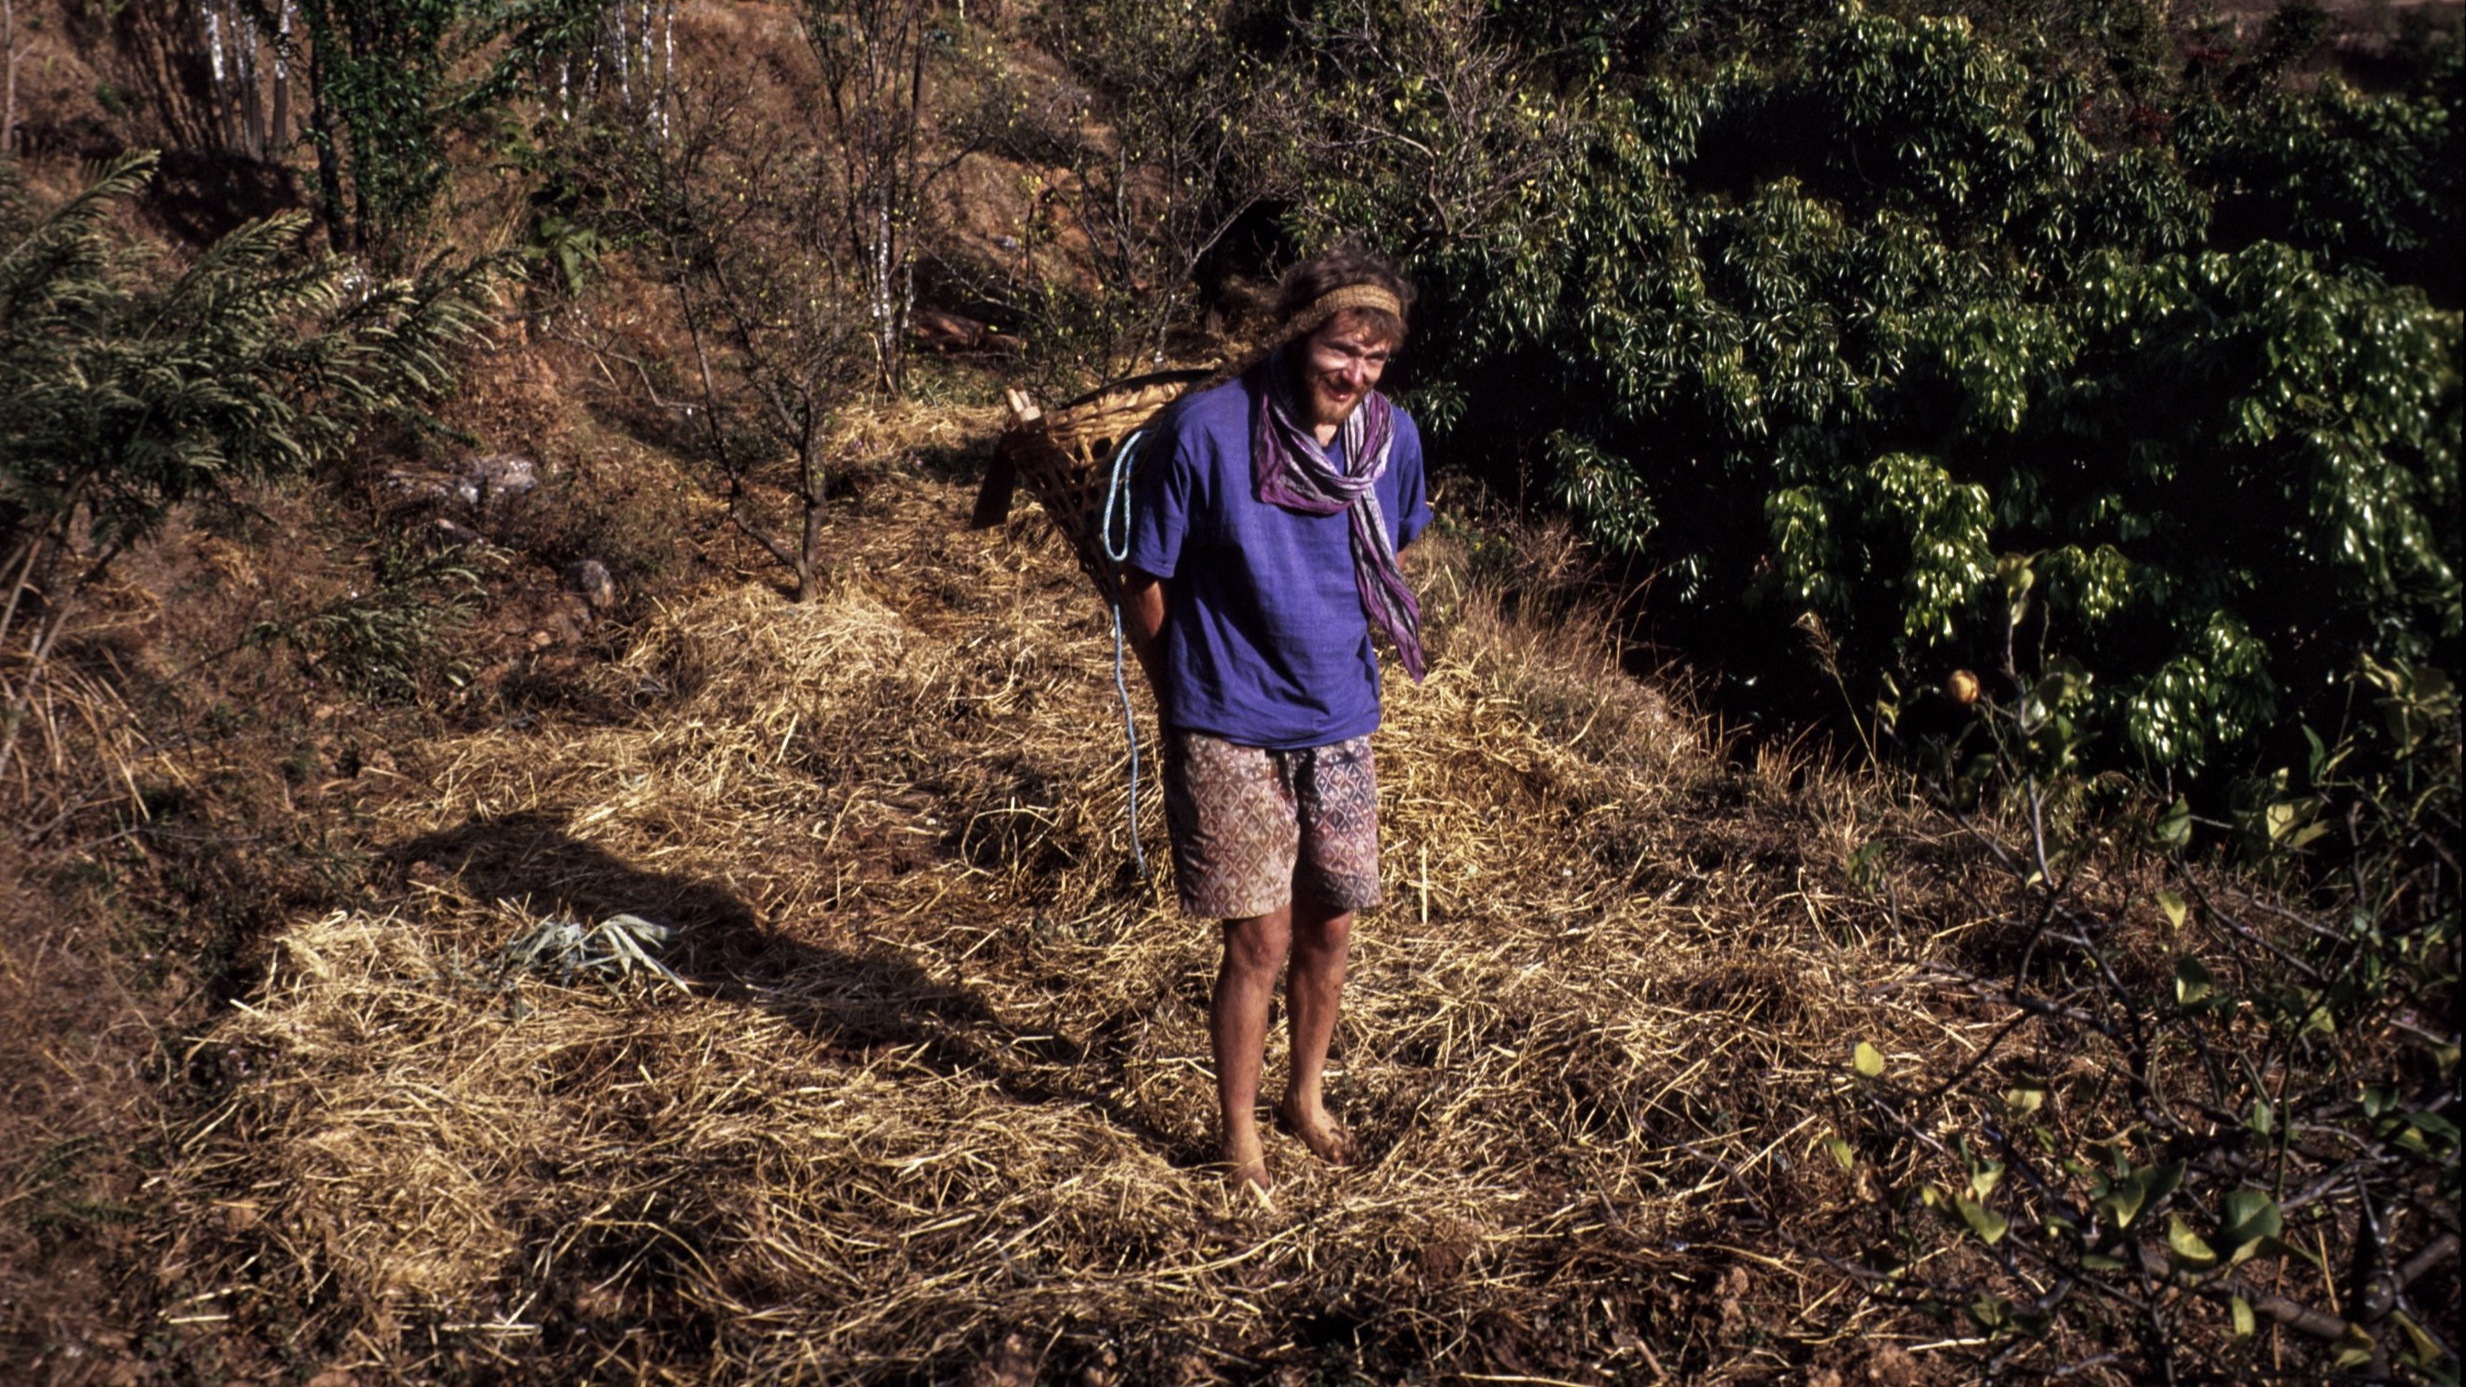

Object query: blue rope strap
[1103,428,1152,880]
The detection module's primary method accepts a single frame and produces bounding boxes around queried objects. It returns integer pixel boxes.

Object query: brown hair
[1271,246,1415,349]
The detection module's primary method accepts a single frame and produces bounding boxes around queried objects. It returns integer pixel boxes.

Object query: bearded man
[1122,249,1430,1194]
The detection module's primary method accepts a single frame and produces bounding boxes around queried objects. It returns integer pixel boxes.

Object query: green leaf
[1955,1196,2009,1245]
[1968,1160,2004,1200]
[2080,1251,2127,1273]
[2332,1323,2377,1370]
[1852,1041,1886,1078]
[2154,798,2193,850]
[2096,1163,2181,1230]
[2219,1190,2282,1261]
[1822,1135,1856,1171]
[2230,1296,2256,1337]
[2166,1215,2218,1269]
[2393,1312,2444,1367]
[2157,888,2188,931]
[1967,1293,2011,1333]
[2003,1086,2045,1115]
[2175,956,2216,1008]
[2266,800,2307,843]
[2405,1110,2460,1144]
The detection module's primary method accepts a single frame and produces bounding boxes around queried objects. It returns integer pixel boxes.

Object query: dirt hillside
[20,403,2011,1383]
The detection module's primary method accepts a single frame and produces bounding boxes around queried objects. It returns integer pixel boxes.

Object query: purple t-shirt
[1126,374,1432,750]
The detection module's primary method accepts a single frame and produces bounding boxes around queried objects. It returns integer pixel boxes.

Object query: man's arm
[1120,568,1169,706]
[1392,410,1434,551]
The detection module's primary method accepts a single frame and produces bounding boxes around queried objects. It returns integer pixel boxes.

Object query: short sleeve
[1124,413,1194,580]
[1392,411,1434,550]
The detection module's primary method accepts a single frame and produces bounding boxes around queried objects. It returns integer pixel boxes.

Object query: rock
[963,1330,1038,1387]
[567,557,617,610]
[913,308,1023,356]
[455,453,538,507]
[382,469,451,504]
[431,516,483,547]
[914,307,990,352]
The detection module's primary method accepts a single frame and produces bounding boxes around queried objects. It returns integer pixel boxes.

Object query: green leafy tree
[289,0,471,251]
[1311,4,2459,787]
[0,151,494,780]
[2180,40,2463,302]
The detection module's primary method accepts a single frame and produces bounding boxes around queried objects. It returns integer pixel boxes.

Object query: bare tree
[590,76,870,601]
[805,0,947,394]
[1035,0,1297,371]
[1290,0,1574,254]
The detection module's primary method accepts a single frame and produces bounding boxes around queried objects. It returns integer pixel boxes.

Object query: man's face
[1298,318,1394,431]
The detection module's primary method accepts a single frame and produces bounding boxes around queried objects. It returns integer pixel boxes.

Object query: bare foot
[1222,1128,1273,1195]
[1275,1097,1357,1167]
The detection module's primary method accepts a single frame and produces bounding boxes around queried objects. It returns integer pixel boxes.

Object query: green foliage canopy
[1341,4,2460,779]
[0,151,493,581]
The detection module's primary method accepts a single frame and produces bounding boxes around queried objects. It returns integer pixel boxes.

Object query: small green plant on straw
[499,913,691,993]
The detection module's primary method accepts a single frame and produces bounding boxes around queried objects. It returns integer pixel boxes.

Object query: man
[1121,249,1431,1194]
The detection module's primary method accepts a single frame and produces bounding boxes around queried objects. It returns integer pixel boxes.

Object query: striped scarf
[1250,352,1427,682]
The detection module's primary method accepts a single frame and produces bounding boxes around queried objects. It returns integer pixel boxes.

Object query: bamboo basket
[970,368,1215,604]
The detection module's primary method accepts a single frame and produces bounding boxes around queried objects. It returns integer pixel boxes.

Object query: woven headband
[1280,284,1406,343]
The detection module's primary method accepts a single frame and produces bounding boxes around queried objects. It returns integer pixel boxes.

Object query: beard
[1290,356,1366,431]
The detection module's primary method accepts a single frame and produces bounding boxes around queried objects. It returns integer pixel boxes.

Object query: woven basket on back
[970,368,1216,603]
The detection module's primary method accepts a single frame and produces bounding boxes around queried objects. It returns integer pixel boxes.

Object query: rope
[1103,428,1152,879]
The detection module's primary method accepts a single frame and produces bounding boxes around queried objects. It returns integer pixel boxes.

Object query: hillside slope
[103,435,2010,1383]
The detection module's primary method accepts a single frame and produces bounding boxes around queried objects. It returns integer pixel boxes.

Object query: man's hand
[1120,568,1169,705]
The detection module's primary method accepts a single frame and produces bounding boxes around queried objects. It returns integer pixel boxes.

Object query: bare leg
[1212,906,1292,1192]
[1278,894,1356,1165]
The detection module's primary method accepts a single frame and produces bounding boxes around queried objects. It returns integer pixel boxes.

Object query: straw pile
[158,457,2006,1381]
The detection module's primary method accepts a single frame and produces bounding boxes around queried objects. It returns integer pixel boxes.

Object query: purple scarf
[1250,353,1427,682]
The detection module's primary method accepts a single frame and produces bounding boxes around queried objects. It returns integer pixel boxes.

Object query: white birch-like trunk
[271,1,291,151]
[658,0,674,139]
[2,0,18,159]
[202,1,231,149]
[612,5,631,109]
[234,1,264,156]
[639,0,654,103]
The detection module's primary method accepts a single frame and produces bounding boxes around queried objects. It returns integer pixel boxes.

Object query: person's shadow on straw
[385,809,1192,1159]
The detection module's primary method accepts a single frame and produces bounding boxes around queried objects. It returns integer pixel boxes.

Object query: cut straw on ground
[158,456,2010,1382]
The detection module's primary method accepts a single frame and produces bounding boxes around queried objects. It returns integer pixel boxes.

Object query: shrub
[1317,4,2460,790]
[0,150,493,776]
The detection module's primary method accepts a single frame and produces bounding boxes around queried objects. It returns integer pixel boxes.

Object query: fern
[0,151,500,778]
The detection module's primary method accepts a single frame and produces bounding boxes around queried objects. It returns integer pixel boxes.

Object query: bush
[1808,649,2459,1381]
[0,150,493,777]
[1319,4,2461,792]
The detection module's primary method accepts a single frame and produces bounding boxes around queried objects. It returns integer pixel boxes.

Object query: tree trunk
[795,413,828,602]
[270,1,291,152]
[3,0,18,158]
[306,29,350,250]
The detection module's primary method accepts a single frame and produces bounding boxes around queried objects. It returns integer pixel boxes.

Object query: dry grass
[152,455,2009,1382]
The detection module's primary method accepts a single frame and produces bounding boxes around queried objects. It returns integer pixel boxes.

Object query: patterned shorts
[1161,730,1383,920]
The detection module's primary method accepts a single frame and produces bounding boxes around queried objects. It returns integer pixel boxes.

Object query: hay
[160,463,1996,1381]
